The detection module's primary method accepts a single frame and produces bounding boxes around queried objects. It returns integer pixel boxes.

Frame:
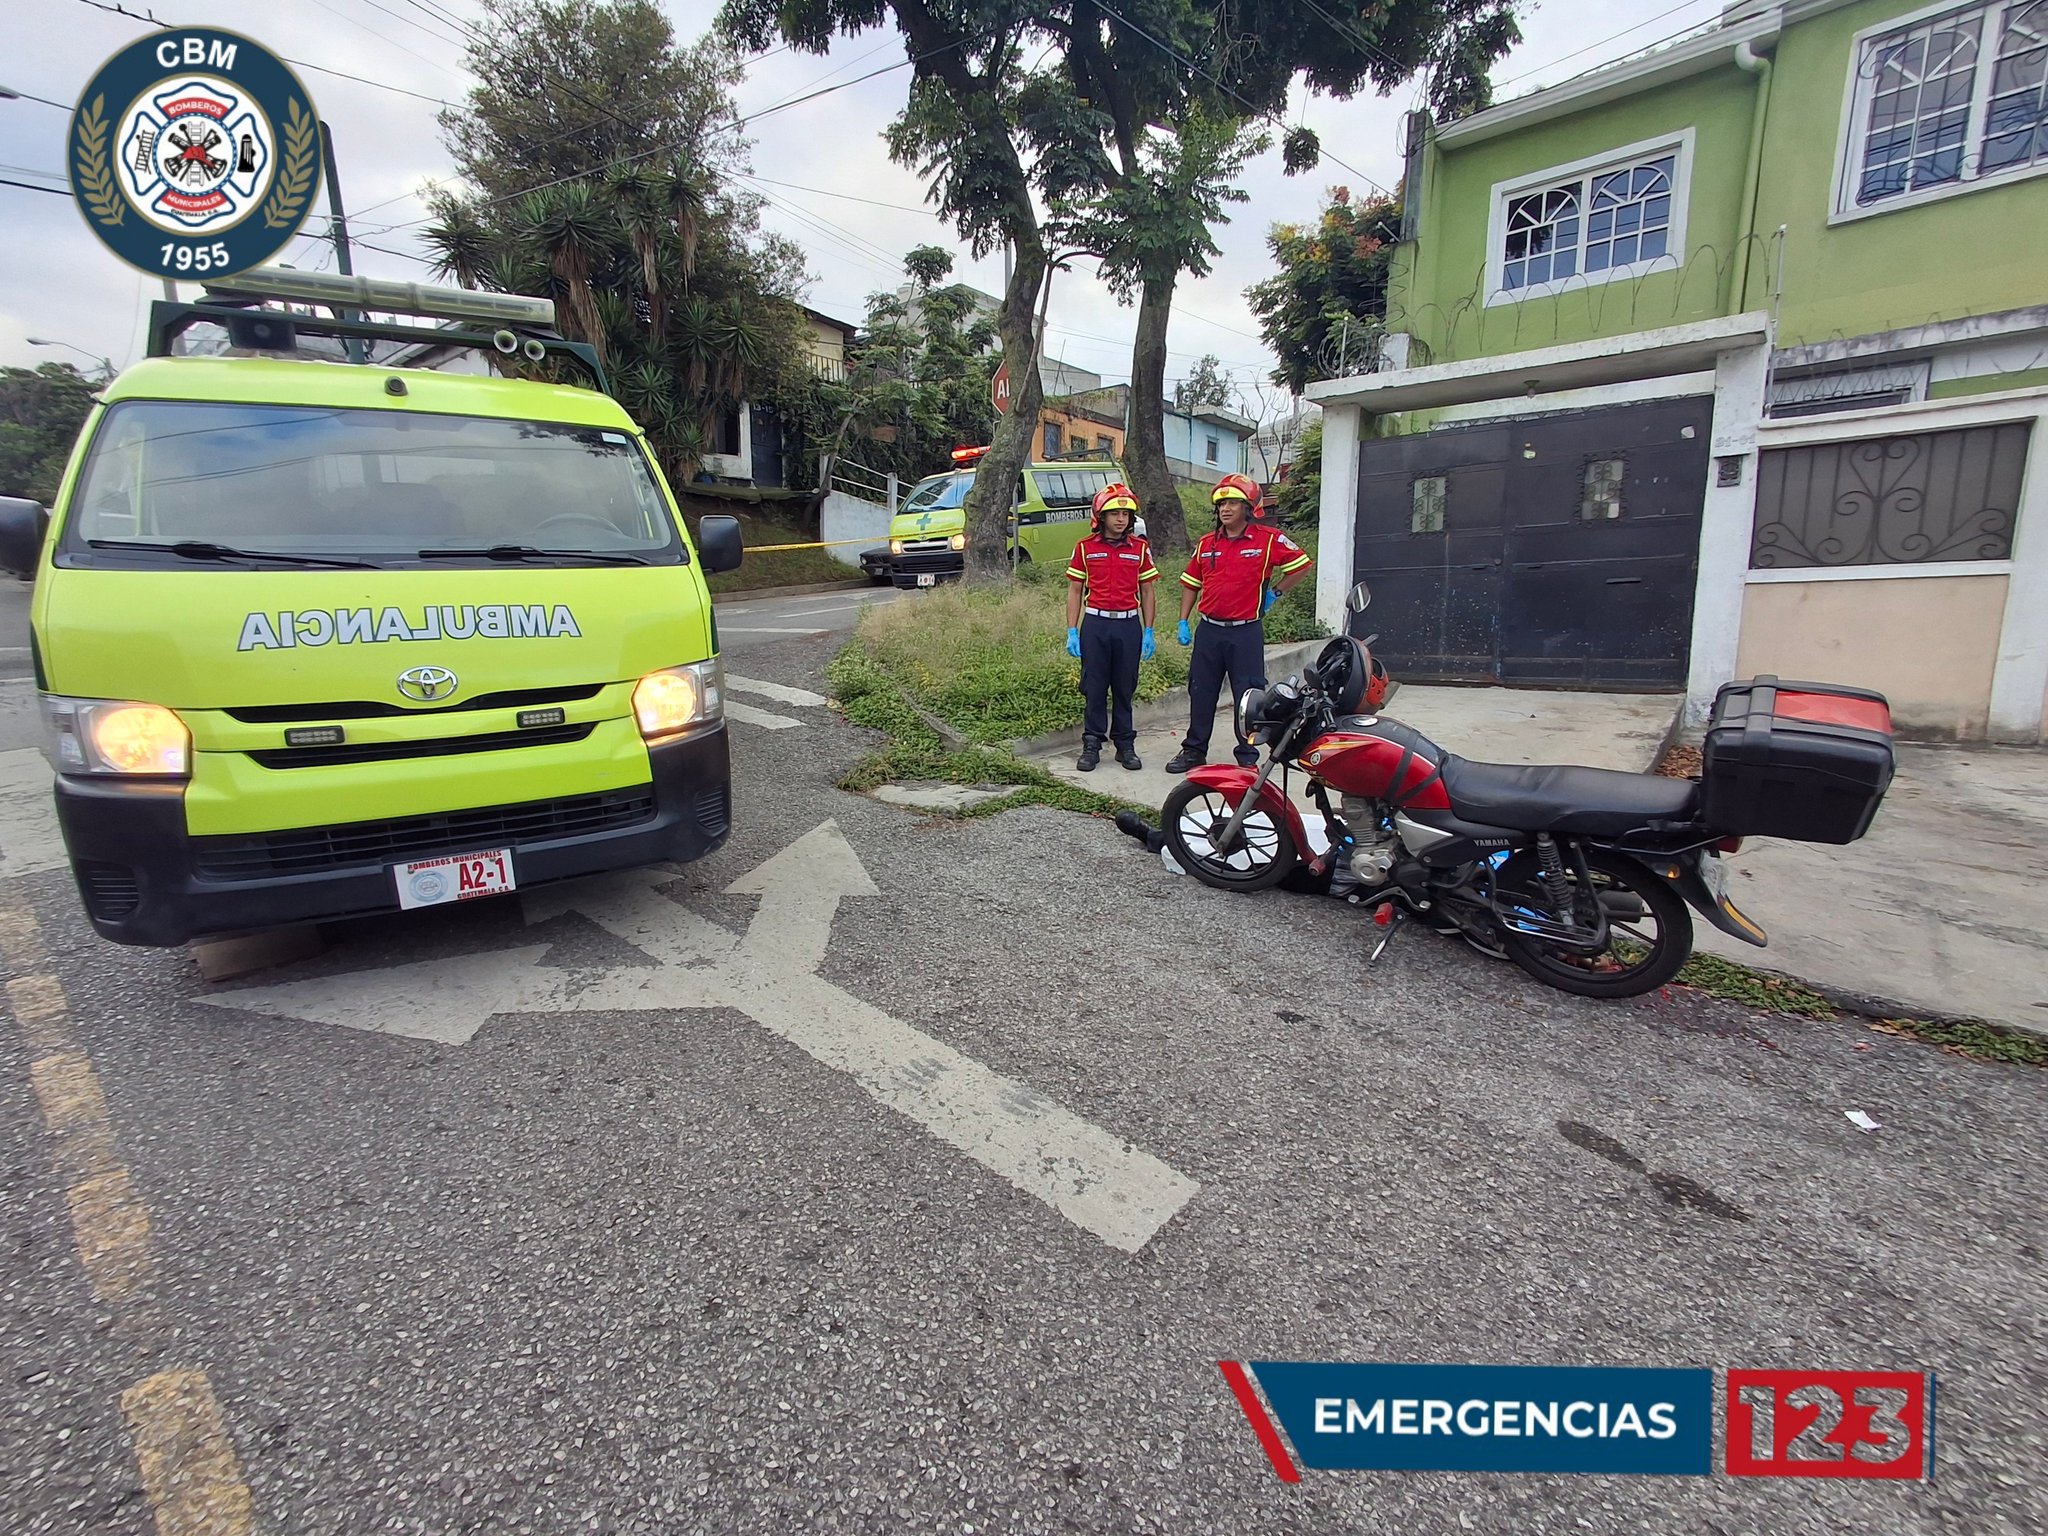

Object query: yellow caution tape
[740,536,887,552]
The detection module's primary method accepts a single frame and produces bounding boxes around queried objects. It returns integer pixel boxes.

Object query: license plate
[395,848,515,909]
[916,573,936,587]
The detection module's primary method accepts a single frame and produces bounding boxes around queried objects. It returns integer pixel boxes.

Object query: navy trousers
[1079,614,1142,749]
[1183,620,1265,765]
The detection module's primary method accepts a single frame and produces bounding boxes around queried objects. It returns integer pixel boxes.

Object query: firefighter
[1065,482,1159,771]
[1166,474,1313,774]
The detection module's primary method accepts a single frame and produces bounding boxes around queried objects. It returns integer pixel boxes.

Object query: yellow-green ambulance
[0,269,742,946]
[868,451,1128,588]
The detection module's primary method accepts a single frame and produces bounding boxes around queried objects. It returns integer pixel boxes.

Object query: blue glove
[1065,626,1082,659]
[1176,619,1192,647]
[1141,627,1156,661]
[1263,587,1281,614]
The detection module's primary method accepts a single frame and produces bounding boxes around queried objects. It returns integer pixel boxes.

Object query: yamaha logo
[396,665,458,702]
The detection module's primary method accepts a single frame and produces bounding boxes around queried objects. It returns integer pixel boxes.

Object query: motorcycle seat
[1438,756,1701,838]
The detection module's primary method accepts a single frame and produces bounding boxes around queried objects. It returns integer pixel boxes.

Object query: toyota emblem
[396,665,459,702]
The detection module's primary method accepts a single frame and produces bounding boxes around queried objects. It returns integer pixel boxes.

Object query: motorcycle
[1159,583,1896,1000]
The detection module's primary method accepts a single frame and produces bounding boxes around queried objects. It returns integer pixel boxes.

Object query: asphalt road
[2,615,2043,1535]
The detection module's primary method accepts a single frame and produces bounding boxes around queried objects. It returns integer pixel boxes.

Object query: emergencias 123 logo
[69,28,320,281]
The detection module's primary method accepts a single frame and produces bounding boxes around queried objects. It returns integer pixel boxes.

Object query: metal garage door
[1351,396,1710,688]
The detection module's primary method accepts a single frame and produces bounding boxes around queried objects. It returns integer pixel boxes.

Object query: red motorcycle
[1159,585,1896,999]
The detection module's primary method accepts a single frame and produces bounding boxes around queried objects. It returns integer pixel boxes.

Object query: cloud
[2,0,1724,403]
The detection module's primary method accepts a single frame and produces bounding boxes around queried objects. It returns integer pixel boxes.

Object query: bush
[854,579,1189,743]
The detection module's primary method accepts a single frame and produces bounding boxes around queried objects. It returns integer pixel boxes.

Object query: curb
[1010,638,1330,757]
[1728,966,2048,1044]
[713,577,874,603]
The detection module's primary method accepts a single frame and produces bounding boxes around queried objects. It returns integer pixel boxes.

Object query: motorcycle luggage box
[1701,676,1894,844]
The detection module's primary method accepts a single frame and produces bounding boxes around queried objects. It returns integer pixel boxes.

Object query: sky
[0,0,1730,411]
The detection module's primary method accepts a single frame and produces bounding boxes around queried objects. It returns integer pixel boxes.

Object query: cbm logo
[70,29,319,281]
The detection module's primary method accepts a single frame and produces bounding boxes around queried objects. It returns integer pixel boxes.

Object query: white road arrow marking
[726,818,876,974]
[725,675,828,709]
[201,822,1200,1251]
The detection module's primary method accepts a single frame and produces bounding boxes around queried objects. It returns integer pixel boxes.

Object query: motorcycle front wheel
[1161,781,1298,893]
[1493,849,1692,999]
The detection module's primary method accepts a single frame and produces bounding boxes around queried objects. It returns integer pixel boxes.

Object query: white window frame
[1831,0,2048,223]
[1483,129,1695,308]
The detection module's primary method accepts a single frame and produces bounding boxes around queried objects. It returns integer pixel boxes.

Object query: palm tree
[516,181,613,364]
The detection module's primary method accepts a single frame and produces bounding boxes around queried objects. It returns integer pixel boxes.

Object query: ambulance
[0,268,742,946]
[864,448,1131,588]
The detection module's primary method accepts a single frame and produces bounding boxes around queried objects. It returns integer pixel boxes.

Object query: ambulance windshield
[66,401,685,567]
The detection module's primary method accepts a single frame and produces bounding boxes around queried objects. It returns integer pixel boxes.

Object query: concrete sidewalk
[1028,677,1678,818]
[1695,744,2048,1034]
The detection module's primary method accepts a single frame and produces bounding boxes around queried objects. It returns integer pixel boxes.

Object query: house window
[712,405,743,457]
[1839,1,2048,216]
[1205,435,1220,464]
[1411,475,1446,533]
[1488,133,1691,303]
[1097,435,1114,453]
[1581,458,1626,520]
[1044,422,1062,457]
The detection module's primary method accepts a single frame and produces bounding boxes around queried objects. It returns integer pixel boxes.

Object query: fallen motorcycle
[1158,584,1896,999]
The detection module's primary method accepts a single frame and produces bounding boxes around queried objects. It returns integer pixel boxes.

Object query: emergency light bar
[950,445,989,464]
[201,266,557,329]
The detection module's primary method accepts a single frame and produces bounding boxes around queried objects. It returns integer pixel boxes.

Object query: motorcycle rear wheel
[1494,849,1691,999]
[1161,781,1298,893]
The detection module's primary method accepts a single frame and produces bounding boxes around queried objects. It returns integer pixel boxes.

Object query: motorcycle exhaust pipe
[1598,891,1647,921]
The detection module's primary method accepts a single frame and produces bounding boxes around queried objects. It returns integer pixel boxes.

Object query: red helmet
[1091,482,1140,532]
[1211,473,1262,516]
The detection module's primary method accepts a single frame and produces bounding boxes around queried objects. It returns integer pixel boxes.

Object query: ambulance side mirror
[0,498,50,580]
[697,514,743,574]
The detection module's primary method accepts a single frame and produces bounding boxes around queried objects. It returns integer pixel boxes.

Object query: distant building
[1163,406,1254,485]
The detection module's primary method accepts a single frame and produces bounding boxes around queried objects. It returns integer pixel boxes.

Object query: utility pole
[318,119,366,362]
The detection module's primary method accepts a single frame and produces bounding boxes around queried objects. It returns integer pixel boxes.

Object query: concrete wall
[1735,574,2009,738]
[820,491,891,569]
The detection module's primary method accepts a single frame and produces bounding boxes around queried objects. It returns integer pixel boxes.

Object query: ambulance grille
[247,722,593,768]
[191,790,657,880]
[225,684,604,724]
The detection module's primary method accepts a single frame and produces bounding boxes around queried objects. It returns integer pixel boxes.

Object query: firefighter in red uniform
[1166,474,1312,774]
[1065,483,1159,771]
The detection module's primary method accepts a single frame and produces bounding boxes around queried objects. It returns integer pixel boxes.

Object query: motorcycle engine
[1339,796,1396,886]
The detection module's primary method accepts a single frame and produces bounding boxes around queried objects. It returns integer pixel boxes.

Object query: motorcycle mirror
[1346,581,1372,613]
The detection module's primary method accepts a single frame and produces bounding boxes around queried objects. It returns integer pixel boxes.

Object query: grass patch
[681,499,864,595]
[854,579,1189,743]
[1870,1017,2047,1067]
[1675,953,1838,1018]
[825,644,1151,822]
[1675,951,2046,1066]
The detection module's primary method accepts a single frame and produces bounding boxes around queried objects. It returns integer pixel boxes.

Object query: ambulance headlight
[633,659,722,739]
[889,538,905,556]
[949,533,966,551]
[42,696,191,777]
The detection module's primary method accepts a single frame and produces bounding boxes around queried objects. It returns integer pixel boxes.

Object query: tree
[1247,186,1403,394]
[1052,1,1517,562]
[1173,353,1231,412]
[426,3,813,486]
[439,0,749,202]
[0,364,97,505]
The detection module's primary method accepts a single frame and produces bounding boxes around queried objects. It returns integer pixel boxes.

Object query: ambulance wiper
[416,544,650,566]
[88,539,375,569]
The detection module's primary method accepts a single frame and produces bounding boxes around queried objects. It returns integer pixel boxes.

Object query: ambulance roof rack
[144,265,608,393]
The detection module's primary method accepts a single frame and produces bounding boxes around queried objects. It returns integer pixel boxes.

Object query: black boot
[1163,747,1205,775]
[1116,746,1142,770]
[1076,741,1100,772]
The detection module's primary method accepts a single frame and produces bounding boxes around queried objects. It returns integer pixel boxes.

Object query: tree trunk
[1125,270,1189,564]
[963,236,1047,579]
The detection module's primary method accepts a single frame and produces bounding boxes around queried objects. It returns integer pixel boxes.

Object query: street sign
[991,362,1011,415]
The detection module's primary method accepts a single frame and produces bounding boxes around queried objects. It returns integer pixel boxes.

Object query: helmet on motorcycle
[1091,482,1140,534]
[1310,636,1373,714]
[1210,473,1263,520]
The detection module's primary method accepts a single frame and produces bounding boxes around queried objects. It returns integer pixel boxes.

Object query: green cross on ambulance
[0,268,744,946]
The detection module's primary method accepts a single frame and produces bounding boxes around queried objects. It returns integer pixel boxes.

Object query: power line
[745,174,941,217]
[3,89,72,110]
[305,0,468,80]
[1085,0,1394,197]
[0,176,70,196]
[1493,1,1715,91]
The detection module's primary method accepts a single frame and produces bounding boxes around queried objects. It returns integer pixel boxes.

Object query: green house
[1308,0,2048,741]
